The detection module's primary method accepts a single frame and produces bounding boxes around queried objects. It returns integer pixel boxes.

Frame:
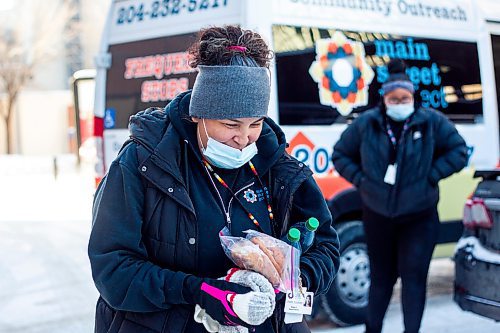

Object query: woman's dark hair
[188,25,273,68]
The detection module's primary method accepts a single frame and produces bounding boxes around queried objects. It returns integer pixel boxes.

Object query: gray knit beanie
[189,65,270,119]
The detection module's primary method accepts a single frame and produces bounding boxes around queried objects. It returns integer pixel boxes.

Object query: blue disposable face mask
[386,103,415,121]
[199,119,258,169]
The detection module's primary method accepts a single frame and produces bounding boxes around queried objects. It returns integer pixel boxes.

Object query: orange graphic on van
[309,31,374,116]
[287,131,353,200]
[287,131,314,154]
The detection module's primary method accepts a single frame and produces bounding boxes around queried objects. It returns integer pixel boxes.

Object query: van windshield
[273,25,483,125]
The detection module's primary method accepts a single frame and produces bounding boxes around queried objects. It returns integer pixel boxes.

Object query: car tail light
[463,198,493,229]
[463,199,474,229]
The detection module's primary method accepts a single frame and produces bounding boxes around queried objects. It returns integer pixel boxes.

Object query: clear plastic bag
[219,227,301,293]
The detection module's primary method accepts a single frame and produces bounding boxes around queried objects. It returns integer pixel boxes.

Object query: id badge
[284,289,314,317]
[284,289,305,324]
[284,290,304,314]
[384,164,397,185]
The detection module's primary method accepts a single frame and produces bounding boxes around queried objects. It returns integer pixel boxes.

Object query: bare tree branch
[0,0,78,153]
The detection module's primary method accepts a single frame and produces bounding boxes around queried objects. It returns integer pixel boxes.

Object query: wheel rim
[335,243,370,308]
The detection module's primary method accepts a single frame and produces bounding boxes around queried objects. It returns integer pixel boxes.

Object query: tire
[321,220,369,326]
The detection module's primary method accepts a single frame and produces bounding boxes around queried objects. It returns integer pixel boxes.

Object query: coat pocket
[359,178,390,214]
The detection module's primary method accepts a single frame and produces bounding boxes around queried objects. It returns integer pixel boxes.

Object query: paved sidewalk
[0,220,97,333]
[0,156,97,333]
[312,293,500,333]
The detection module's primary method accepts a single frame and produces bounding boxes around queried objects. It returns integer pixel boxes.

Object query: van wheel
[321,220,369,326]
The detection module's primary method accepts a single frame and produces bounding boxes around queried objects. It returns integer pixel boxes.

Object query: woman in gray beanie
[89,25,339,333]
[332,59,468,333]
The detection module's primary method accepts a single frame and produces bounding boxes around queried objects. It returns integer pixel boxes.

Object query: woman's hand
[223,269,276,325]
[183,274,275,326]
[183,275,253,327]
[224,268,277,297]
[231,291,275,325]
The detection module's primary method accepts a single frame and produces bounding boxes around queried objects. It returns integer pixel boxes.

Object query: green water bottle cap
[287,228,301,243]
[306,217,319,231]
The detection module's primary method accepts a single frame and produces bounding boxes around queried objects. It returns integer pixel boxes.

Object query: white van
[90,0,500,326]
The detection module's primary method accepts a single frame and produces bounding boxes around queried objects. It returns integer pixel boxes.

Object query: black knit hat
[381,59,414,95]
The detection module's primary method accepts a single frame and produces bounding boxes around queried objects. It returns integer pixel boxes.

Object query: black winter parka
[332,106,468,218]
[88,91,340,333]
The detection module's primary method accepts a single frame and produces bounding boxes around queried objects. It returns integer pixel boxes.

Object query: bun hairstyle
[381,58,415,95]
[188,25,273,68]
[386,58,411,83]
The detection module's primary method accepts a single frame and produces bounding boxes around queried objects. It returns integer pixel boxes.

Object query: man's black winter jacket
[332,106,468,218]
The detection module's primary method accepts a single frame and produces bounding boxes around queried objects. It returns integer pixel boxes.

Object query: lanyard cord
[248,162,274,221]
[202,164,231,226]
[386,118,410,148]
[202,159,274,233]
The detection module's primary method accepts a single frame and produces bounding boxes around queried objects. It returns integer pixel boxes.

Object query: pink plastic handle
[200,282,238,317]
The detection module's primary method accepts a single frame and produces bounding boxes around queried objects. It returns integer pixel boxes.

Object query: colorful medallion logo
[309,31,374,116]
[243,189,258,203]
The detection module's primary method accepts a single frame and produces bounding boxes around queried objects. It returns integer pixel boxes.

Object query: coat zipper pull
[226,213,232,233]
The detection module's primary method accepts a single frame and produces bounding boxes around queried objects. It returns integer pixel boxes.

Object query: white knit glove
[194,269,276,330]
[225,269,276,298]
[224,269,276,326]
[231,291,275,325]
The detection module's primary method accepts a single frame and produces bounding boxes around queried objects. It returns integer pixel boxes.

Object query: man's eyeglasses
[385,97,413,105]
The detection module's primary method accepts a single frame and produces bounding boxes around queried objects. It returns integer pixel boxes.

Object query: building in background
[0,0,110,155]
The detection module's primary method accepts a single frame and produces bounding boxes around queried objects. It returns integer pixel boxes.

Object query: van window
[273,25,483,125]
[105,33,197,129]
